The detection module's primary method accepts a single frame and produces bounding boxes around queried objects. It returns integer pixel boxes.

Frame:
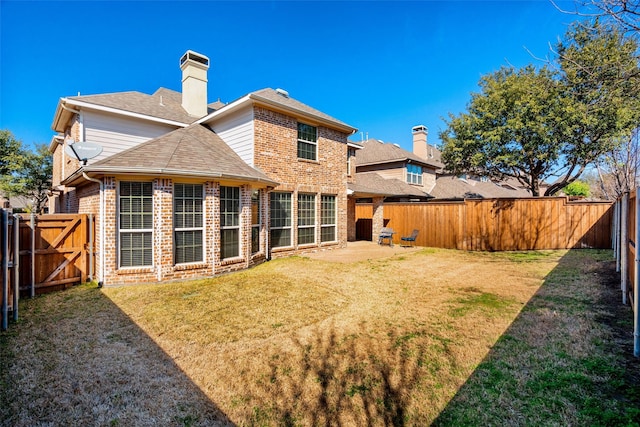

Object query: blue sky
[1,0,580,152]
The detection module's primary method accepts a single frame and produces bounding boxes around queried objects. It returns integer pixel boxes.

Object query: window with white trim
[297,123,317,161]
[407,164,423,185]
[119,181,153,268]
[297,193,316,245]
[251,190,260,254]
[220,186,240,259]
[321,195,337,243]
[174,184,203,264]
[270,192,292,248]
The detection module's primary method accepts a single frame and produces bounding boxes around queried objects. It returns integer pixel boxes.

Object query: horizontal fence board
[356,197,613,251]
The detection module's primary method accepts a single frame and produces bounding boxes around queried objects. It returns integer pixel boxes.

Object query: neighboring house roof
[62,124,278,187]
[430,175,532,199]
[348,172,432,199]
[199,88,357,134]
[355,139,440,169]
[0,194,31,210]
[421,145,445,170]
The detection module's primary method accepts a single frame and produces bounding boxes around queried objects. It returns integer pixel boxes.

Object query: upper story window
[407,164,423,185]
[297,123,317,161]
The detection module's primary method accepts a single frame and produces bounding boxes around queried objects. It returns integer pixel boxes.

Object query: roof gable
[200,88,356,134]
[66,88,196,124]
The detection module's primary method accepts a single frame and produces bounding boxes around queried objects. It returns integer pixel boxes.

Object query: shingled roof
[62,87,229,126]
[348,172,432,199]
[63,124,277,186]
[355,139,441,169]
[200,88,356,134]
[429,175,532,199]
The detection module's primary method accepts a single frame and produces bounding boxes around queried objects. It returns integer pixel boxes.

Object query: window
[347,147,356,176]
[298,193,316,245]
[321,195,337,243]
[297,123,317,161]
[174,184,203,264]
[220,186,240,259]
[270,192,292,248]
[407,164,423,185]
[251,190,260,254]
[119,181,153,268]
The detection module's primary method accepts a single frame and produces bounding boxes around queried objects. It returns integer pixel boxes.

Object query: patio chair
[378,227,395,246]
[401,229,419,247]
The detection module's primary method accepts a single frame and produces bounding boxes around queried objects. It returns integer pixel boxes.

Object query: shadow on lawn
[432,249,640,426]
[258,323,428,426]
[0,283,233,427]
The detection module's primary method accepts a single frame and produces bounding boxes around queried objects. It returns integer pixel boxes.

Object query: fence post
[30,212,35,298]
[635,190,640,357]
[622,193,629,305]
[615,199,620,272]
[88,213,94,281]
[1,209,8,331]
[12,214,19,322]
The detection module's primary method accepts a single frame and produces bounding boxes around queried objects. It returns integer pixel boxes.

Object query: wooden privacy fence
[356,197,614,251]
[1,211,94,330]
[612,190,640,357]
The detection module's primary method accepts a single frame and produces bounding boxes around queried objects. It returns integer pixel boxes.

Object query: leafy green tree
[0,129,25,177]
[546,20,640,195]
[0,130,52,213]
[440,20,640,196]
[440,66,566,196]
[563,180,591,197]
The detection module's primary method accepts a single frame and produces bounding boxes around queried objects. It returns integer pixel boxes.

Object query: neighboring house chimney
[180,50,210,117]
[412,125,428,159]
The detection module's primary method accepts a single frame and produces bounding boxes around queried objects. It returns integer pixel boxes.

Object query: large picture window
[119,181,153,268]
[297,123,317,161]
[321,195,337,243]
[407,164,423,185]
[220,186,240,259]
[297,193,316,245]
[174,184,203,264]
[270,192,292,248]
[251,190,260,254]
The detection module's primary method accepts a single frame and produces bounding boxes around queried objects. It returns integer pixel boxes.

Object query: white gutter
[82,172,105,286]
[60,102,80,115]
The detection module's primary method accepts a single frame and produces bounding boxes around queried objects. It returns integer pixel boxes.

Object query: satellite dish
[65,141,103,164]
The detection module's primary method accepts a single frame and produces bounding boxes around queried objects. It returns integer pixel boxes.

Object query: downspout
[83,172,105,287]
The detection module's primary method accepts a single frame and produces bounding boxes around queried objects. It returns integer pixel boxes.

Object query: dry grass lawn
[1,246,638,426]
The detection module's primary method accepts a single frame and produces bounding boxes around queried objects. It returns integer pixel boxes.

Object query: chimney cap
[412,125,428,134]
[180,50,210,68]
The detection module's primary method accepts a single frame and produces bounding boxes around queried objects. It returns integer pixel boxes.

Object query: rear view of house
[49,51,356,286]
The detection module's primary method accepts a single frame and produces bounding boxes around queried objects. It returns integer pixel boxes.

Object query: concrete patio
[302,240,421,263]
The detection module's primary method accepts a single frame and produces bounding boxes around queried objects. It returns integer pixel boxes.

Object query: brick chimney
[180,50,209,117]
[412,125,428,158]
